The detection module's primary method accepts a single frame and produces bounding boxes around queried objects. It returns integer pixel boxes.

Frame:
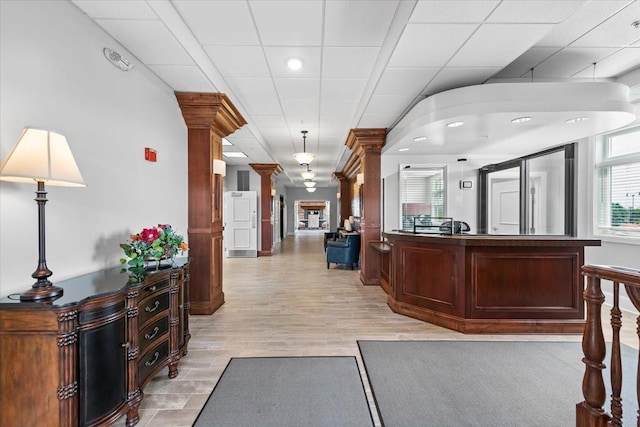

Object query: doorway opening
[294,200,330,232]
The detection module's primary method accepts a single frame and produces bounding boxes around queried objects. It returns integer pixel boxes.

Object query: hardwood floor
[117,231,637,427]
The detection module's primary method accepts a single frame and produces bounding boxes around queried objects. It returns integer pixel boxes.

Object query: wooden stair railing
[577,265,640,427]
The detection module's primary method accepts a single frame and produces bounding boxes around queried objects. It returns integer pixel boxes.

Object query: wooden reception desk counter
[380,232,601,334]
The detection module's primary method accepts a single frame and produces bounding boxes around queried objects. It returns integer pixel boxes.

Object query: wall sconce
[337,192,341,199]
[356,173,364,185]
[271,188,276,196]
[213,159,226,176]
[0,128,85,301]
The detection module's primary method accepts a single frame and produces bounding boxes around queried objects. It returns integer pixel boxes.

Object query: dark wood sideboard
[0,258,191,427]
[382,232,601,334]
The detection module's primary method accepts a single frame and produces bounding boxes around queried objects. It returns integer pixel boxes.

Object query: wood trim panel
[250,163,282,257]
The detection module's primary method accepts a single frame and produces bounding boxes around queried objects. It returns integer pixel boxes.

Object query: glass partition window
[400,166,446,231]
[595,127,640,239]
[479,144,575,236]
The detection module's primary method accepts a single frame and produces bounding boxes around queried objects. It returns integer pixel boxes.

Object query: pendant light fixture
[293,130,315,165]
[304,179,316,188]
[306,187,317,193]
[300,163,315,180]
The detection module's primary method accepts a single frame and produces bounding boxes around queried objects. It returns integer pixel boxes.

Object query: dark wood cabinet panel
[0,259,190,426]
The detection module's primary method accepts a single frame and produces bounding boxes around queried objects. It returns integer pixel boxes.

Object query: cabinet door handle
[145,301,160,313]
[145,351,160,367]
[145,327,160,340]
[121,342,130,348]
[147,285,157,292]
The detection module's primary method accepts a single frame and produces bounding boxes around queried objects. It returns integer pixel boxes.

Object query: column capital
[175,92,247,136]
[333,172,350,183]
[249,163,283,177]
[345,128,386,155]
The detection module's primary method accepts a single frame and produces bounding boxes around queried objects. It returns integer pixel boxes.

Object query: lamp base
[19,284,64,302]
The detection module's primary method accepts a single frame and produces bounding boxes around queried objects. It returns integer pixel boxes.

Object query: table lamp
[0,128,85,301]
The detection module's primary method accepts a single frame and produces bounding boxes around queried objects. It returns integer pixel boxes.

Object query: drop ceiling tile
[250,0,322,46]
[96,19,192,65]
[321,79,368,101]
[242,99,284,116]
[226,78,279,99]
[322,47,380,78]
[273,78,321,100]
[320,101,359,118]
[252,115,289,129]
[486,1,586,24]
[365,95,416,116]
[536,1,632,47]
[572,47,640,78]
[448,23,555,67]
[410,1,499,23]
[173,1,258,45]
[204,46,270,78]
[423,67,502,96]
[324,0,398,46]
[319,116,352,129]
[533,47,619,77]
[375,67,440,95]
[148,65,216,91]
[571,1,640,47]
[72,0,156,19]
[493,47,562,78]
[357,114,398,128]
[264,46,321,78]
[259,128,293,139]
[389,24,478,67]
[281,100,320,123]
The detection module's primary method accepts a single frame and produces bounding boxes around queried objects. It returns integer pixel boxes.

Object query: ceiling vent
[103,48,134,72]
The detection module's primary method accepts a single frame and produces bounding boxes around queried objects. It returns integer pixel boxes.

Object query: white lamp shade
[0,128,85,187]
[213,159,226,176]
[337,192,341,199]
[294,152,315,165]
[356,173,364,185]
[303,180,316,188]
[306,187,317,193]
[300,170,315,180]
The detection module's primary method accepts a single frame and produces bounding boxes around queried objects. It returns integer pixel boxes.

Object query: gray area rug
[193,356,374,427]
[358,341,638,427]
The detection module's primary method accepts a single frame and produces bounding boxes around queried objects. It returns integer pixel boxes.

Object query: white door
[224,191,257,257]
[489,178,520,234]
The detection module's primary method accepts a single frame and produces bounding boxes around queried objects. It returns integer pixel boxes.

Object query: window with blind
[399,166,446,231]
[595,127,640,239]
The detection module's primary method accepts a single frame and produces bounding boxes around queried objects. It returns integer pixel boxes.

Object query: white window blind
[595,127,640,239]
[400,167,445,231]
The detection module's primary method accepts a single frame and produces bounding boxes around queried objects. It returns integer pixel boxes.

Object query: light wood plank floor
[118,231,638,427]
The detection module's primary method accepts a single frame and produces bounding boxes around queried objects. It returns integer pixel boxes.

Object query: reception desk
[382,232,600,334]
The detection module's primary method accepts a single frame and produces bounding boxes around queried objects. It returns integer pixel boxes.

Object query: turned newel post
[333,172,351,225]
[176,92,246,315]
[250,163,282,256]
[576,271,609,426]
[345,128,386,286]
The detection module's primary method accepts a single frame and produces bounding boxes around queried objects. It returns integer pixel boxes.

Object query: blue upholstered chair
[326,234,361,270]
[323,231,338,252]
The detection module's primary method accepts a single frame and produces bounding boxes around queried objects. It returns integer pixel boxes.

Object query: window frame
[398,164,447,232]
[593,126,640,242]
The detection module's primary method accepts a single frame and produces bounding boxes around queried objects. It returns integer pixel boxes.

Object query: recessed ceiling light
[446,121,464,128]
[398,148,410,152]
[413,136,428,142]
[511,116,531,124]
[566,117,588,124]
[287,58,302,71]
[223,152,247,158]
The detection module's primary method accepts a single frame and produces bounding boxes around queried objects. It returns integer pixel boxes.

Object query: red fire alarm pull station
[145,147,157,162]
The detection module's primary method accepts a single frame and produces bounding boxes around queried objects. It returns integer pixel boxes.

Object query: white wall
[0,1,187,297]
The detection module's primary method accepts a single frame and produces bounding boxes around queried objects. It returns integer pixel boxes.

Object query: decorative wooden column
[333,172,352,225]
[345,129,386,286]
[250,163,283,256]
[176,92,246,315]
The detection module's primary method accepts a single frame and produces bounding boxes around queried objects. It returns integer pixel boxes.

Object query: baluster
[623,284,640,426]
[610,281,623,426]
[577,273,609,426]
